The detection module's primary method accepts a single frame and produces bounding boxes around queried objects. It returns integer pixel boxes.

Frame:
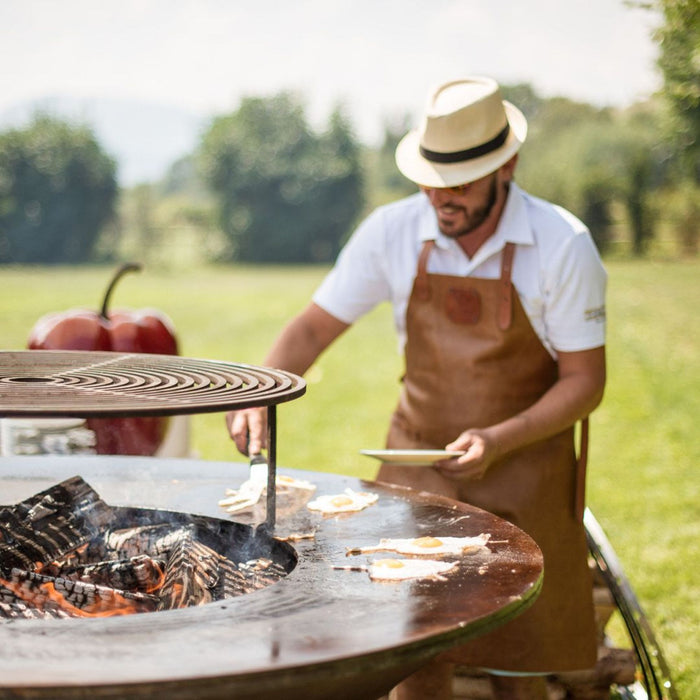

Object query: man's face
[421,171,502,239]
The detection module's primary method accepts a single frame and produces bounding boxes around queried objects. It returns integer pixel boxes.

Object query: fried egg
[275,475,316,492]
[368,558,458,581]
[347,533,490,557]
[307,488,378,514]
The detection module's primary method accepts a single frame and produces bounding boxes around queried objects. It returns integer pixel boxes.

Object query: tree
[637,0,700,255]
[515,96,620,253]
[0,114,118,263]
[574,105,669,256]
[198,93,364,263]
[513,87,672,256]
[501,83,547,125]
[650,0,700,180]
[363,115,419,212]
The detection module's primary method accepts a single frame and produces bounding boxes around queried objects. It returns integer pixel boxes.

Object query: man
[227,76,607,699]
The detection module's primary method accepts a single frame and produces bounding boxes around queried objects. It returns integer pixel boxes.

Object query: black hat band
[419,123,510,164]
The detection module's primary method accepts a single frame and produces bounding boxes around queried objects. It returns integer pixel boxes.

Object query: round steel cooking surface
[0,351,306,417]
[0,456,544,700]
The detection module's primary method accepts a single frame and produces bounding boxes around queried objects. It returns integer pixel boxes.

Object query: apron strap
[576,417,589,521]
[498,242,516,330]
[414,240,435,301]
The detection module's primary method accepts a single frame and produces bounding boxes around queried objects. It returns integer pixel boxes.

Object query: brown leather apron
[377,240,597,672]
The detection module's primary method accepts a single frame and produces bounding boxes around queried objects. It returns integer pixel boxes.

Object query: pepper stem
[100,263,143,319]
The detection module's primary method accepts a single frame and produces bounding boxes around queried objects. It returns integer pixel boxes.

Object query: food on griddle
[275,475,316,492]
[307,489,378,514]
[346,533,490,557]
[369,558,458,581]
[218,474,316,511]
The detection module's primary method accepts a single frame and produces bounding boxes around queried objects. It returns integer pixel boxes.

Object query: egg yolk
[330,495,354,507]
[411,536,444,548]
[374,559,405,568]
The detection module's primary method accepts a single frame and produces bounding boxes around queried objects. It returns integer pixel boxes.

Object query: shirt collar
[496,182,533,246]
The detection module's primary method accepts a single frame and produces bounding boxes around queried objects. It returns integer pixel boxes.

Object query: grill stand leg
[263,405,277,533]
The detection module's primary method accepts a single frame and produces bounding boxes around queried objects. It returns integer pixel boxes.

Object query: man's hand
[225,408,267,456]
[436,347,606,482]
[436,429,500,481]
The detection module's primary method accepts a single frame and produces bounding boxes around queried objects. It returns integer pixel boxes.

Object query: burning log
[1,568,158,616]
[0,599,72,620]
[156,536,290,609]
[158,533,221,609]
[238,558,290,589]
[38,553,165,593]
[100,523,198,559]
[0,476,112,571]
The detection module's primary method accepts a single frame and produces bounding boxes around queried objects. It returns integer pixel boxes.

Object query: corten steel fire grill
[0,351,544,700]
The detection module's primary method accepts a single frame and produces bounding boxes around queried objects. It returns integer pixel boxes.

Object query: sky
[0,0,662,182]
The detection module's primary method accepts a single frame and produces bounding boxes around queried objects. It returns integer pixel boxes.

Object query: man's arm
[226,302,350,455]
[439,346,606,480]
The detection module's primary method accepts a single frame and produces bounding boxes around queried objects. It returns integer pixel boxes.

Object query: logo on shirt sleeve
[584,306,606,323]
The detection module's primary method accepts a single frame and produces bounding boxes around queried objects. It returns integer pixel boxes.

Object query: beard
[436,175,500,239]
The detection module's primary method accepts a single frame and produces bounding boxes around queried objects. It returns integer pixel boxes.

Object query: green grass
[1,258,699,696]
[586,259,700,695]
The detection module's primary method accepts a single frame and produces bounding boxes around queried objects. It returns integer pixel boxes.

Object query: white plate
[359,449,464,466]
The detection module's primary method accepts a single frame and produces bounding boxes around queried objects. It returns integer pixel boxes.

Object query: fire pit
[1,476,295,619]
[0,351,544,699]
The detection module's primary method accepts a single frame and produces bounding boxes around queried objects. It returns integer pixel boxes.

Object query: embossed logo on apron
[445,287,481,324]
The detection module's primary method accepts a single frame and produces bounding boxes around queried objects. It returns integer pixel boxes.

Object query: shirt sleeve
[543,229,607,353]
[312,208,393,324]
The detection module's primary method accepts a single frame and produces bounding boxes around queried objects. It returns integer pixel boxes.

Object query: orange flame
[144,563,166,594]
[1,576,148,618]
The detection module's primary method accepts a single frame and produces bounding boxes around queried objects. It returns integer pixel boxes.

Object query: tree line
[1,0,696,265]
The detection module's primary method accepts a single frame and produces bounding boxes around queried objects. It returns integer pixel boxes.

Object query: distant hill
[0,96,209,187]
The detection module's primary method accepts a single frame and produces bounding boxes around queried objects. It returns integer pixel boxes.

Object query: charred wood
[1,568,158,617]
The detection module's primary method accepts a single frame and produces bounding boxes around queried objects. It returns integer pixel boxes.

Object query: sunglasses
[420,182,472,195]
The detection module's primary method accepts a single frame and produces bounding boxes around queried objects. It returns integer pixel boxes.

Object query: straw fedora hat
[395,76,527,188]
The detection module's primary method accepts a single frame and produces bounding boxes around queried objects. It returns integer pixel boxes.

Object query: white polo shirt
[313,183,607,358]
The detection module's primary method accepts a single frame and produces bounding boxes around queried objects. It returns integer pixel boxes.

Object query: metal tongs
[219,453,269,514]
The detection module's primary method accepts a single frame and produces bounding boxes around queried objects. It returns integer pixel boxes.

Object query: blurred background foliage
[0,0,697,267]
[0,115,118,264]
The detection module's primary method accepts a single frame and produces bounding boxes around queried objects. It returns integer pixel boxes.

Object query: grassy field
[2,259,698,696]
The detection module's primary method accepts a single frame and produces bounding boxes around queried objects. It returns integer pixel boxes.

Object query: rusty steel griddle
[0,351,544,699]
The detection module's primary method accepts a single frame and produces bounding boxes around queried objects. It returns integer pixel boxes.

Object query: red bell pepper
[27,263,179,455]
